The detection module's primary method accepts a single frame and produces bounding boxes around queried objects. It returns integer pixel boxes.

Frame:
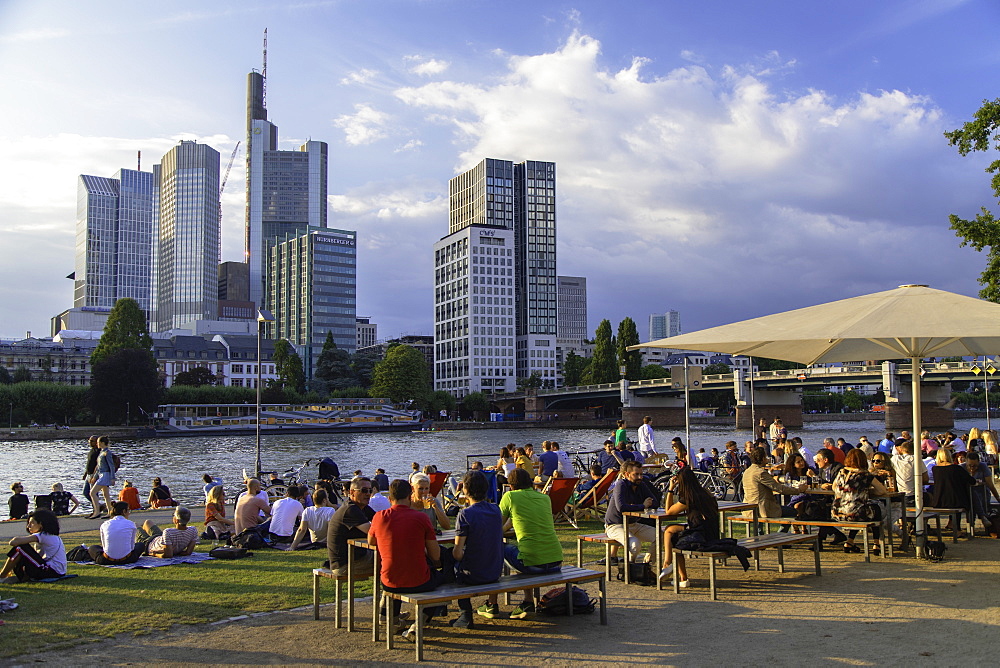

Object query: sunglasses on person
[354,487,373,494]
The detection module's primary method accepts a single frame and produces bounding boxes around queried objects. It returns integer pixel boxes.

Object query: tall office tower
[556,276,587,344]
[435,157,555,396]
[218,261,254,321]
[153,141,221,332]
[268,227,357,377]
[74,169,155,317]
[245,70,328,308]
[649,309,682,340]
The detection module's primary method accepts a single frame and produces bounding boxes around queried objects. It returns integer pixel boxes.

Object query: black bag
[231,529,267,550]
[616,560,656,586]
[796,499,832,521]
[537,585,596,615]
[922,538,947,562]
[209,546,251,560]
[111,452,123,472]
[66,545,91,562]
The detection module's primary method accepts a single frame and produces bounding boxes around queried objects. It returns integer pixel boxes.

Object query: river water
[1,418,987,507]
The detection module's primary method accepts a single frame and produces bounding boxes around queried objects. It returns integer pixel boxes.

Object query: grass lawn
[0,519,609,659]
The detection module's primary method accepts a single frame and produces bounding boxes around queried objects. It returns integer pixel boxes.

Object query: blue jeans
[503,544,561,574]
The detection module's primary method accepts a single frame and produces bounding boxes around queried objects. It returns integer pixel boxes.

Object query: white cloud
[394,139,424,153]
[340,68,379,85]
[0,28,70,43]
[332,104,391,145]
[393,31,986,332]
[404,55,450,76]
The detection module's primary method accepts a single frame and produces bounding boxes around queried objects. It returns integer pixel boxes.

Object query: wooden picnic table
[621,500,756,588]
[792,488,906,555]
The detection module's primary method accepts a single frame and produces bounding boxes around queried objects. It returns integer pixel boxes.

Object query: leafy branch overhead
[945,97,1000,302]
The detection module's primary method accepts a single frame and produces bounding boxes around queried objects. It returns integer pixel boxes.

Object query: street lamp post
[255,309,275,478]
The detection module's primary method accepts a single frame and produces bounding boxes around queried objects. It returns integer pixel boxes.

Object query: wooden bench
[312,568,372,630]
[728,516,884,560]
[672,532,820,600]
[574,533,618,581]
[380,566,607,661]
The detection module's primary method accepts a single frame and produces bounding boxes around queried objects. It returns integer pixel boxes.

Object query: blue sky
[1,0,999,342]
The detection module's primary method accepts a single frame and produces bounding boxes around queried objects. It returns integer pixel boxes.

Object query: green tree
[616,317,642,380]
[517,372,544,390]
[91,298,152,365]
[90,348,162,424]
[588,319,617,384]
[173,367,217,387]
[842,389,863,412]
[272,339,305,393]
[12,367,31,383]
[315,331,355,389]
[562,350,587,386]
[461,392,490,421]
[369,344,430,406]
[350,351,377,388]
[945,98,1000,302]
[428,390,457,416]
[641,364,670,379]
[0,367,11,384]
[753,357,807,372]
[702,363,731,376]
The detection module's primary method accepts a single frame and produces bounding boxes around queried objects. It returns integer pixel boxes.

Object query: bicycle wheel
[263,484,287,503]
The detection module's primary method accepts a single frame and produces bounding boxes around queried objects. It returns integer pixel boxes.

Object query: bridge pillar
[885,383,954,430]
[736,389,803,429]
[622,395,687,428]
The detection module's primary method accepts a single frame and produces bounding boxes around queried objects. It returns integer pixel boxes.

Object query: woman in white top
[289,489,337,550]
[497,445,517,478]
[0,509,67,583]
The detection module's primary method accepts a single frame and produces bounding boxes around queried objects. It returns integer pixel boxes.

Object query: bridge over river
[492,361,995,430]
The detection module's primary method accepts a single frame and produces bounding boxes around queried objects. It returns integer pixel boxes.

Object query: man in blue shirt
[604,460,659,564]
[597,440,623,473]
[537,442,559,480]
[879,433,896,454]
[449,470,503,628]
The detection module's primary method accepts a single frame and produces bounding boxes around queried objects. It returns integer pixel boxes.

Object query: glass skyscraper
[74,169,155,317]
[268,227,357,376]
[649,310,682,340]
[153,141,221,332]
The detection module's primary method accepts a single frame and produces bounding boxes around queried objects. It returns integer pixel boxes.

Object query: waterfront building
[356,317,377,349]
[153,141,221,333]
[245,69,328,309]
[649,310,682,341]
[436,158,556,397]
[74,169,155,318]
[51,306,110,337]
[268,227,357,377]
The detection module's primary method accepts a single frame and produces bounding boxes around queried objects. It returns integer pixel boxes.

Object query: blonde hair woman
[410,472,450,531]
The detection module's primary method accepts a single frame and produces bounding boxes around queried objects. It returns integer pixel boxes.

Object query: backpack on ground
[796,499,832,521]
[616,552,656,586]
[231,528,267,550]
[66,545,92,562]
[922,538,947,562]
[208,546,251,560]
[537,585,596,615]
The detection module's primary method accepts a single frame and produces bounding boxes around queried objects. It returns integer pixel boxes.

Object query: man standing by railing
[637,416,657,456]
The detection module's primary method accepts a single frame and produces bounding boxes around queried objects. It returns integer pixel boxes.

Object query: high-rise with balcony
[153,141,220,332]
[245,70,328,309]
[434,158,557,397]
[74,169,155,318]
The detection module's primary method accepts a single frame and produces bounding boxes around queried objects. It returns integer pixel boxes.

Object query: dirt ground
[3,536,998,667]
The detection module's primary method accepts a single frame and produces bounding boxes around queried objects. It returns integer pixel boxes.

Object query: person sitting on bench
[327,478,376,576]
[659,467,719,587]
[604,460,659,565]
[478,467,563,620]
[369,479,445,640]
[448,470,503,629]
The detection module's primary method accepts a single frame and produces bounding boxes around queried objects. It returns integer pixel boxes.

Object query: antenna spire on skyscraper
[262,28,268,109]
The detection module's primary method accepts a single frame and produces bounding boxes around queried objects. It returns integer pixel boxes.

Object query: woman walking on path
[86,436,115,519]
[82,435,99,512]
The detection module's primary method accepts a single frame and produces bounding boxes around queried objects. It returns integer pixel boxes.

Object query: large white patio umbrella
[629,284,1000,552]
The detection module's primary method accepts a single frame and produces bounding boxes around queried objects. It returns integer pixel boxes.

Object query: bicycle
[246,458,317,503]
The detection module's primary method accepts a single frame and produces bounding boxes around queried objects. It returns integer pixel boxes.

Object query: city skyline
[1,2,999,343]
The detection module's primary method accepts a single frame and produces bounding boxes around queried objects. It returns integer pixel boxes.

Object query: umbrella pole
[749,356,756,439]
[684,359,692,465]
[911,356,925,558]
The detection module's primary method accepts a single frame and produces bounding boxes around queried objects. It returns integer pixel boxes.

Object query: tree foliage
[562,350,587,386]
[702,363,732,376]
[0,382,90,425]
[91,298,152,365]
[162,384,256,405]
[369,344,430,406]
[272,339,305,393]
[0,367,11,384]
[616,317,642,380]
[517,372,543,390]
[12,367,31,383]
[315,331,355,389]
[461,391,489,420]
[641,364,670,379]
[428,390,457,416]
[753,357,807,372]
[945,98,1000,302]
[90,348,162,424]
[588,319,617,384]
[173,367,218,387]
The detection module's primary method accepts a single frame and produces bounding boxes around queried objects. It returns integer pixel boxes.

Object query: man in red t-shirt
[369,479,443,639]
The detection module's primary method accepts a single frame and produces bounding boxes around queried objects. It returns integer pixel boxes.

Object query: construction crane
[218,142,241,263]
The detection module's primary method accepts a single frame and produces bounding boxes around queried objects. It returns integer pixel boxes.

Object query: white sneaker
[659,565,673,581]
[678,580,690,588]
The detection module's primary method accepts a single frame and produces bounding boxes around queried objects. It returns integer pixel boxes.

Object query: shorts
[503,544,561,575]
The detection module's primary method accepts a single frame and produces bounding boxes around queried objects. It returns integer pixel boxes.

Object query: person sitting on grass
[369,479,445,641]
[234,479,271,535]
[148,477,178,508]
[88,501,144,565]
[659,467,719,587]
[0,509,66,583]
[478,467,562,621]
[119,479,142,510]
[49,483,80,516]
[204,485,235,539]
[269,485,305,544]
[142,507,198,558]
[8,482,29,520]
[290,488,336,550]
[448,470,504,629]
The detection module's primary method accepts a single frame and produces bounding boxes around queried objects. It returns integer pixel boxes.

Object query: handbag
[209,546,250,559]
